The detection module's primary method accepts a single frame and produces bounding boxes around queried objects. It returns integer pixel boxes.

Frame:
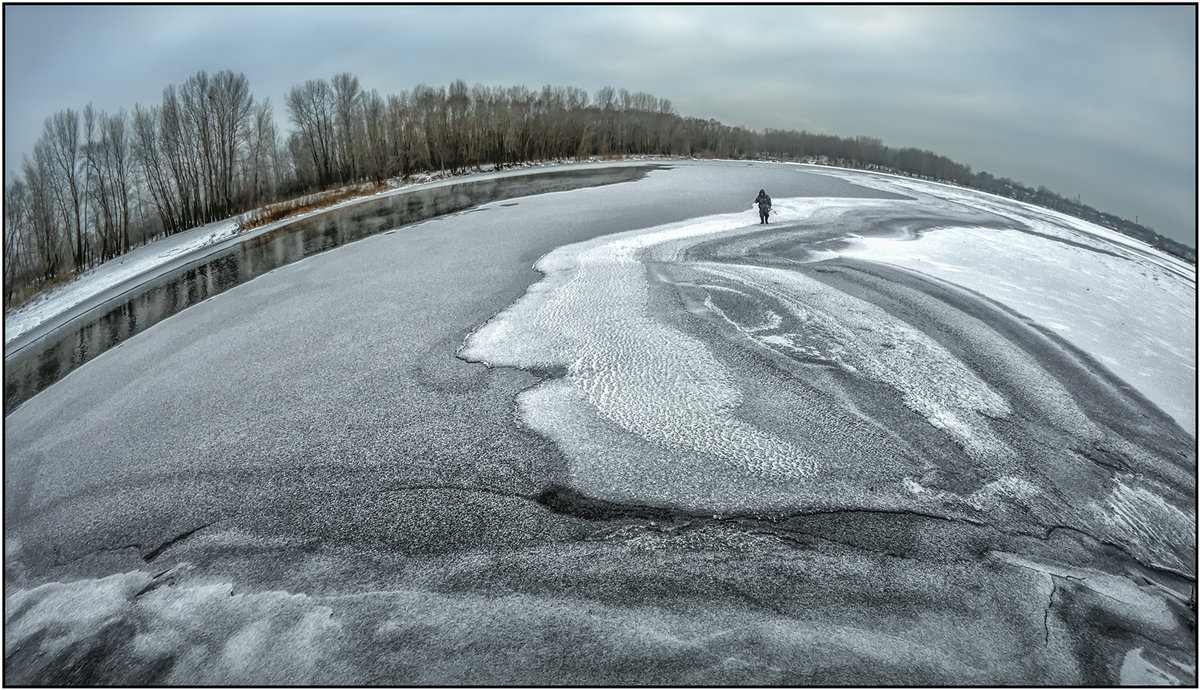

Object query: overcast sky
[4,4,1195,247]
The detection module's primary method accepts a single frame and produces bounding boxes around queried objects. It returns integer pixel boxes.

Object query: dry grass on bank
[239,183,390,231]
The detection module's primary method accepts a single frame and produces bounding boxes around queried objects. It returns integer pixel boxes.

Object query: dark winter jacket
[755,191,771,210]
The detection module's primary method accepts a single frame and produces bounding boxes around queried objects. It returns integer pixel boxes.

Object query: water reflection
[4,166,657,414]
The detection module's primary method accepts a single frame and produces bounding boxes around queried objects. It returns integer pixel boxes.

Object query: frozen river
[4,160,1195,685]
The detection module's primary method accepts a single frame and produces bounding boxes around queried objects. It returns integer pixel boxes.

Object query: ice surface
[990,551,1179,633]
[4,161,1193,685]
[2,534,1099,685]
[4,570,344,685]
[466,205,1023,512]
[1089,475,1197,574]
[1121,647,1196,685]
[818,171,1196,435]
[463,210,818,484]
[464,172,1194,516]
[692,260,1015,466]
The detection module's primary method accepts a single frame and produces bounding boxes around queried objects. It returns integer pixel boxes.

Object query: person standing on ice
[754,189,772,224]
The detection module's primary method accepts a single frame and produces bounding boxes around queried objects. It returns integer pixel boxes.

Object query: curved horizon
[3,5,1195,246]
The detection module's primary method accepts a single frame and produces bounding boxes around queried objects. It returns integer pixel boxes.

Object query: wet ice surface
[4,161,1195,684]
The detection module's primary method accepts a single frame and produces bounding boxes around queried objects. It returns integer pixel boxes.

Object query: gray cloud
[3,4,1194,246]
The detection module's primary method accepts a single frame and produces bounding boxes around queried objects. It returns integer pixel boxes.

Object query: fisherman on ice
[755,189,772,224]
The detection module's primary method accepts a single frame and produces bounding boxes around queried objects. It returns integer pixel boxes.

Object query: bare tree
[411,84,447,172]
[209,70,254,217]
[84,106,134,260]
[286,79,337,188]
[161,84,203,229]
[4,179,32,303]
[444,79,471,172]
[361,89,390,182]
[21,146,66,287]
[41,110,89,270]
[385,92,416,178]
[331,72,365,181]
[175,70,254,220]
[131,104,180,234]
[245,99,281,205]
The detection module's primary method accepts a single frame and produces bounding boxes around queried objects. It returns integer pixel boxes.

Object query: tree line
[4,70,1189,308]
[5,70,285,304]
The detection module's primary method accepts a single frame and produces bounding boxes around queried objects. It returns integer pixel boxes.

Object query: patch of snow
[462,208,813,483]
[824,174,1196,436]
[4,219,240,343]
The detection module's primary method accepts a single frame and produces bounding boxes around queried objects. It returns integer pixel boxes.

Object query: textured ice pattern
[462,210,817,484]
[5,165,1194,686]
[693,261,1014,465]
[3,570,343,685]
[464,174,1194,523]
[829,172,1197,435]
[462,199,1036,510]
[1091,477,1197,574]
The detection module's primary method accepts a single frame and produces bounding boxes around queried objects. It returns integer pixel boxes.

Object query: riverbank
[3,157,672,346]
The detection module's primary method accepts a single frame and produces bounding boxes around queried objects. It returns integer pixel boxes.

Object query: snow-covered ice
[824,172,1196,435]
[464,169,1193,517]
[4,160,1193,686]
